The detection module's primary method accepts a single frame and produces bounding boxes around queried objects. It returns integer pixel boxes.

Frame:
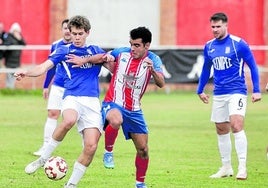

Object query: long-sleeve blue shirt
[197,34,260,95]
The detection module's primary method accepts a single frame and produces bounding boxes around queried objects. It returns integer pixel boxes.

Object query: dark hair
[130,26,152,44]
[210,12,228,23]
[68,15,91,32]
[61,19,69,26]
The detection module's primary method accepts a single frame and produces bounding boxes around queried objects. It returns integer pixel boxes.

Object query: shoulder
[148,51,161,61]
[205,38,216,45]
[111,47,130,57]
[230,34,242,42]
[52,43,70,55]
[112,47,130,53]
[229,34,250,50]
[52,38,63,45]
[86,45,105,54]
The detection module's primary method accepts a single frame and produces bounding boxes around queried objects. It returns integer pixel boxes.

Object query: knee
[137,146,149,159]
[84,143,98,155]
[108,117,123,128]
[48,110,60,119]
[61,119,76,131]
[107,110,123,128]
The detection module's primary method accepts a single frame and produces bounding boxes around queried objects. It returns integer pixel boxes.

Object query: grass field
[0,90,267,188]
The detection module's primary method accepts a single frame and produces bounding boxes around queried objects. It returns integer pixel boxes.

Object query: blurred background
[0,0,267,91]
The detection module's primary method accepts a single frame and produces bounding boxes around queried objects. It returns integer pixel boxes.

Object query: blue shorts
[101,101,148,140]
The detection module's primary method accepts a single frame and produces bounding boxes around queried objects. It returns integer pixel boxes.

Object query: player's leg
[131,133,149,188]
[229,94,247,180]
[102,103,123,168]
[65,128,101,187]
[34,85,64,156]
[25,97,78,174]
[210,95,233,178]
[127,111,149,188]
[65,96,102,187]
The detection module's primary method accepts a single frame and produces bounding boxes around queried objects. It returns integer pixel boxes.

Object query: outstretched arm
[66,53,116,73]
[66,53,108,66]
[14,60,54,81]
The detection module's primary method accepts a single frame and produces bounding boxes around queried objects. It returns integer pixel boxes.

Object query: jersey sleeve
[48,46,67,66]
[196,45,213,94]
[43,66,56,88]
[239,40,260,93]
[148,51,163,73]
[110,47,130,58]
[89,45,106,54]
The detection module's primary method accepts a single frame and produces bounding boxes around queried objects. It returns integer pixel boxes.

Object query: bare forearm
[25,65,47,77]
[14,60,54,81]
[152,71,165,88]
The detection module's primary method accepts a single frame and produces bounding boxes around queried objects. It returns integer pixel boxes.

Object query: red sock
[135,154,149,182]
[105,124,119,152]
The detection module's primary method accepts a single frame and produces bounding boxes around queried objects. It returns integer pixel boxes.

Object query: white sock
[217,133,232,167]
[234,130,247,168]
[67,161,87,185]
[105,150,113,153]
[43,118,57,147]
[41,138,61,160]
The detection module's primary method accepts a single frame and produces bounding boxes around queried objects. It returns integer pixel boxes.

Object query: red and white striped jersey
[104,51,162,111]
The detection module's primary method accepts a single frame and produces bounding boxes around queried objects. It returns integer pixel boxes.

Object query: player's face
[210,20,228,40]
[70,27,89,47]
[129,38,149,59]
[62,23,71,42]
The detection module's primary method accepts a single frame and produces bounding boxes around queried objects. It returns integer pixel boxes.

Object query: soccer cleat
[209,166,233,178]
[33,146,45,156]
[135,182,147,188]
[236,167,247,180]
[103,152,114,169]
[64,183,77,188]
[25,157,46,174]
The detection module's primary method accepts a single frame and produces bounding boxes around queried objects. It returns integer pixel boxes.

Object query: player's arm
[14,60,54,80]
[66,53,107,66]
[240,41,261,102]
[196,47,212,104]
[241,45,261,93]
[151,70,165,88]
[43,66,56,99]
[144,57,165,88]
[66,53,116,73]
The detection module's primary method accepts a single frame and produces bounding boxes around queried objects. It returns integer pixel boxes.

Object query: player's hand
[66,54,85,67]
[102,53,115,62]
[14,70,26,81]
[198,92,209,104]
[143,57,154,72]
[251,92,261,103]
[43,88,49,100]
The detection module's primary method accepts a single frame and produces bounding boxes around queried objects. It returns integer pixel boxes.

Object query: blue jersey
[48,43,105,98]
[197,34,260,95]
[43,39,70,88]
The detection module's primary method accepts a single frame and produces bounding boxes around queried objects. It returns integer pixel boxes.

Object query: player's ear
[144,42,150,50]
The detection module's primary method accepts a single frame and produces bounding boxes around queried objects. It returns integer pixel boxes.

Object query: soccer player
[33,19,72,156]
[14,15,107,188]
[197,12,261,180]
[67,26,165,188]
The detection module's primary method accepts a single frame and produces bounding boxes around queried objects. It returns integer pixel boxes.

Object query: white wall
[68,0,160,48]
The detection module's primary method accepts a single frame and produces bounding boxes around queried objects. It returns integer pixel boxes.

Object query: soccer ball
[44,156,68,180]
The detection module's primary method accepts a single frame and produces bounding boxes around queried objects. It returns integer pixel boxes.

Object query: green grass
[0,90,267,188]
